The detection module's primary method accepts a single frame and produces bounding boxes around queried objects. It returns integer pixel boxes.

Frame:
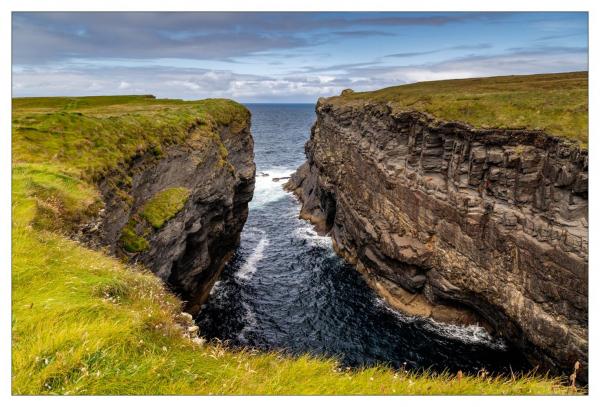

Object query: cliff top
[11,95,578,395]
[329,71,588,147]
[12,95,250,236]
[12,95,250,180]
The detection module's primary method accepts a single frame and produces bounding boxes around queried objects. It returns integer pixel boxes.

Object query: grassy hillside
[11,96,579,395]
[332,72,588,147]
[13,95,249,181]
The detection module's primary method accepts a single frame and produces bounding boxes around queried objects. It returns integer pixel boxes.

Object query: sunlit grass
[12,218,579,394]
[12,95,250,182]
[334,71,588,147]
[141,187,191,229]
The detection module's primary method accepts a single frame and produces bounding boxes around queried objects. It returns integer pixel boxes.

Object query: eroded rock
[84,118,255,314]
[287,99,588,378]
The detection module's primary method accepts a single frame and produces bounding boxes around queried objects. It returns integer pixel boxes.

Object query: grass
[118,218,150,253]
[12,95,250,183]
[333,71,588,147]
[141,187,191,229]
[11,95,580,395]
[118,187,191,253]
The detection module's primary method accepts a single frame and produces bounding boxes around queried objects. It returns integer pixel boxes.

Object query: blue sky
[12,12,588,102]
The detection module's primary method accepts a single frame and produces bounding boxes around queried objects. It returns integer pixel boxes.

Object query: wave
[250,167,294,209]
[292,222,333,250]
[423,319,506,349]
[373,298,506,349]
[236,234,269,281]
[237,301,258,344]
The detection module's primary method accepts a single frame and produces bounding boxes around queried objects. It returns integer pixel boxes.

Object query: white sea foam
[235,235,269,281]
[293,223,333,250]
[237,301,258,343]
[250,167,294,208]
[208,279,223,296]
[374,297,506,349]
[373,298,418,323]
[422,320,507,350]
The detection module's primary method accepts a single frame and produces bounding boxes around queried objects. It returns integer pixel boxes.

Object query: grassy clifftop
[13,95,249,182]
[11,96,578,395]
[331,71,588,147]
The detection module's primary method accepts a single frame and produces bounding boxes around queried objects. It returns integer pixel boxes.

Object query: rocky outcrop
[82,115,255,313]
[287,99,587,377]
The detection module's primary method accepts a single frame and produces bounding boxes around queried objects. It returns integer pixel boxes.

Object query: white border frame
[1,1,595,406]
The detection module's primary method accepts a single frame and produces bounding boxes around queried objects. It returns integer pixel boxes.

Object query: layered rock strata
[83,117,255,313]
[286,99,587,376]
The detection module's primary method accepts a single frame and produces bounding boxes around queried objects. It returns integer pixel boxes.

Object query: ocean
[196,103,529,374]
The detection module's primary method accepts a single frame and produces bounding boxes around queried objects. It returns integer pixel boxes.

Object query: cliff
[12,95,579,395]
[13,95,255,312]
[286,73,588,377]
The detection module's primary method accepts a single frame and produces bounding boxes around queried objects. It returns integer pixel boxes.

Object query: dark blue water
[197,103,530,375]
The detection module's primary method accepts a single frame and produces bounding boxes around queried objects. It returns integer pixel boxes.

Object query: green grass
[140,187,191,229]
[117,187,191,253]
[13,95,250,183]
[118,218,150,253]
[333,71,588,147]
[11,95,581,395]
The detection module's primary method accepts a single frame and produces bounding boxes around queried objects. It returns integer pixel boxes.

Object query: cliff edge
[13,95,255,312]
[286,72,588,377]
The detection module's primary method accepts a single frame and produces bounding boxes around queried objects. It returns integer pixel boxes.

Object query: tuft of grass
[140,187,190,229]
[118,219,150,253]
[333,71,588,147]
[11,95,580,395]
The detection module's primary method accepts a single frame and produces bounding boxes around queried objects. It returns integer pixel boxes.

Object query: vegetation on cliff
[332,71,588,147]
[13,95,249,182]
[11,96,578,395]
[118,187,191,253]
[141,187,191,229]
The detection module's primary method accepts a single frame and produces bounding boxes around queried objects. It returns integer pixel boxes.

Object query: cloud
[11,12,588,102]
[330,30,397,38]
[12,12,503,64]
[12,44,588,103]
[504,45,588,54]
[338,47,588,85]
[535,32,587,41]
[385,43,492,58]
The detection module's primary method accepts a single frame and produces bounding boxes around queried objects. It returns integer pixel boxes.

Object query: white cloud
[11,45,588,103]
[165,80,201,91]
[317,75,336,84]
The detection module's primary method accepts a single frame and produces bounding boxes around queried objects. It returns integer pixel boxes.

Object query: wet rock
[289,98,588,378]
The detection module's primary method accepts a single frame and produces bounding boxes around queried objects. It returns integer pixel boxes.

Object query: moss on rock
[119,219,150,253]
[140,187,190,229]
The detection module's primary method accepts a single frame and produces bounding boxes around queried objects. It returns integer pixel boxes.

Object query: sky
[12,12,588,102]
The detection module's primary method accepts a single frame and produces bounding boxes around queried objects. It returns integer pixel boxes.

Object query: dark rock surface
[286,99,587,377]
[83,119,255,313]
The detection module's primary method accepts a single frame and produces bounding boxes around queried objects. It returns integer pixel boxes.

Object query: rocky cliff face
[287,99,587,376]
[83,119,255,313]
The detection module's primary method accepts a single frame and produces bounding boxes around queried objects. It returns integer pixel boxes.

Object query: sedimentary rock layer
[84,117,255,313]
[287,98,587,376]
